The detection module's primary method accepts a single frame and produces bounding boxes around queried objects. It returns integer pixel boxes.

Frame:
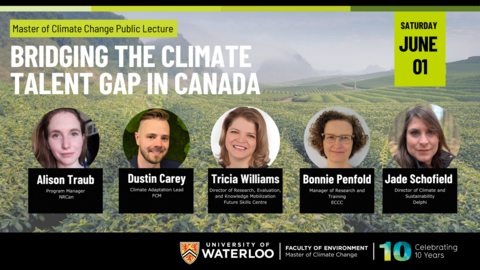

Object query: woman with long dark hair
[394,105,455,168]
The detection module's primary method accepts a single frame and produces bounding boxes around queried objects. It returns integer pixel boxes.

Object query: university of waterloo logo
[180,242,200,265]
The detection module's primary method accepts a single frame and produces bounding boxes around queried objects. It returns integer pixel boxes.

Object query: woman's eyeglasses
[321,133,354,144]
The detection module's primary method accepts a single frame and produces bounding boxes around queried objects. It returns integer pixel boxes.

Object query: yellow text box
[10,20,177,38]
[394,12,445,87]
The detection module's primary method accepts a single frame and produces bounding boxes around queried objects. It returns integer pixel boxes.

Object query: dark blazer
[406,150,455,168]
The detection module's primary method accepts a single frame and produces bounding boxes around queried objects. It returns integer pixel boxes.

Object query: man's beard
[140,146,166,164]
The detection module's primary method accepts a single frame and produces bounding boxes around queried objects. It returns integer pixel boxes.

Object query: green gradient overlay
[0,6,90,12]
[92,6,221,12]
[2,6,479,12]
[10,20,177,38]
[352,6,480,11]
[92,6,350,12]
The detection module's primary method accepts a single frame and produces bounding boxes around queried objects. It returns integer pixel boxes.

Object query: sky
[116,12,480,75]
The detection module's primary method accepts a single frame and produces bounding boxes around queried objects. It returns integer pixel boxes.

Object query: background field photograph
[1,11,479,233]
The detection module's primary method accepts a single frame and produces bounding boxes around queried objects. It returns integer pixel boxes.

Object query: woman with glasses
[308,110,369,168]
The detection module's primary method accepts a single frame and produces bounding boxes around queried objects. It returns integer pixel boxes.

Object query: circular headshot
[389,104,460,169]
[32,108,100,168]
[304,107,370,168]
[211,107,280,168]
[123,108,189,169]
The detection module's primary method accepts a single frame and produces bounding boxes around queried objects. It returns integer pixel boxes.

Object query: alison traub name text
[37,174,94,185]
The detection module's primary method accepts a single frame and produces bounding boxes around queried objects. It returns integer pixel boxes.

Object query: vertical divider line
[279,242,281,260]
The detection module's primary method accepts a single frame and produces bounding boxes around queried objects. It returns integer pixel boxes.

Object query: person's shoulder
[441,150,455,168]
[129,155,138,168]
[441,150,455,159]
[161,158,182,168]
[249,165,269,169]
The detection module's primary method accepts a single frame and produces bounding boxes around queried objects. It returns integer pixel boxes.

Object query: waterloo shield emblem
[180,242,200,265]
